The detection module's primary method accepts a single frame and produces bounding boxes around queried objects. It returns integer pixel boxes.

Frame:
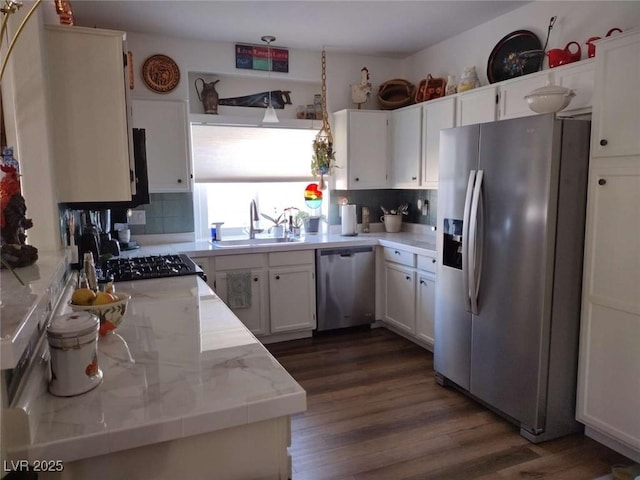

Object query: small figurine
[351,67,372,108]
[458,66,481,93]
[445,75,457,96]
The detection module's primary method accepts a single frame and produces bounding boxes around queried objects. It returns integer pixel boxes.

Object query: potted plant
[260,211,286,237]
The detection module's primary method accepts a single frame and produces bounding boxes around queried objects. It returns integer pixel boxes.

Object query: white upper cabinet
[590,31,640,159]
[131,99,192,192]
[456,86,497,126]
[497,71,548,120]
[554,60,595,115]
[391,105,422,188]
[45,25,134,203]
[333,109,390,189]
[422,97,456,188]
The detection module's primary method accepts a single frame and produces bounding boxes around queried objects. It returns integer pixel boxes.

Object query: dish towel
[226,271,252,309]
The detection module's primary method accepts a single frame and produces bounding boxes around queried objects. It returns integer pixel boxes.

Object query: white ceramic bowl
[524,81,575,114]
[69,292,130,336]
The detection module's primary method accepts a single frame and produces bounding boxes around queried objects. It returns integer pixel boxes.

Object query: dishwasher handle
[318,246,374,257]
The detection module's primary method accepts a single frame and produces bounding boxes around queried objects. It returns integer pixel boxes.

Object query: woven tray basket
[377,79,415,110]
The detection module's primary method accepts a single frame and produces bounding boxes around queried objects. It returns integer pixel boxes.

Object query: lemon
[93,291,117,305]
[71,288,96,306]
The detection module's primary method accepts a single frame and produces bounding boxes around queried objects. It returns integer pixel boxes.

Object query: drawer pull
[253,277,259,282]
[406,276,411,280]
[395,251,400,255]
[420,280,425,285]
[432,258,436,263]
[275,275,280,280]
[599,139,608,146]
[598,178,607,186]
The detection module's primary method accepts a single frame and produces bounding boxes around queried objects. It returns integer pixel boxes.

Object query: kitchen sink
[212,237,301,248]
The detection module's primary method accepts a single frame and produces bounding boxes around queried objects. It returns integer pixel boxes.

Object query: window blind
[191,124,318,182]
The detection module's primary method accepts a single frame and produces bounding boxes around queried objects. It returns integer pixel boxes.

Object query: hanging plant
[311,136,335,177]
[310,48,336,189]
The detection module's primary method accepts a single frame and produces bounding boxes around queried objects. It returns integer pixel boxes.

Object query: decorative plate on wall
[487,30,542,84]
[142,54,180,93]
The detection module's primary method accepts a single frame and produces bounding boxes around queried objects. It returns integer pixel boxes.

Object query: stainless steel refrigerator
[434,114,590,443]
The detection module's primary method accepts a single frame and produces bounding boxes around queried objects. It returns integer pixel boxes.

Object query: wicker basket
[415,74,446,103]
[377,79,415,110]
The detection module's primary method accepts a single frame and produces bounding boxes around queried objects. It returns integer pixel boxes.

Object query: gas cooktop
[103,254,204,282]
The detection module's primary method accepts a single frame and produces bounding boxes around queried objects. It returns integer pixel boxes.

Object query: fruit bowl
[69,293,131,336]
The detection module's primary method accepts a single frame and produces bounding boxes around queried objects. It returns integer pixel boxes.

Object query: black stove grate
[104,254,204,282]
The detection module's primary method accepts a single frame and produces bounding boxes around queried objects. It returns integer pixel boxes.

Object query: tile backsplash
[329,189,437,226]
[128,193,195,235]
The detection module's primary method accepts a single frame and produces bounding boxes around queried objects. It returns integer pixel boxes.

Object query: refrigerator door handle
[462,170,476,311]
[469,169,484,315]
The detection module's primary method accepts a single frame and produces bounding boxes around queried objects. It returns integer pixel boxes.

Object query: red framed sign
[235,44,289,73]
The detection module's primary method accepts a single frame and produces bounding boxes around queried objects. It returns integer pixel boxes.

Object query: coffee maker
[96,209,120,257]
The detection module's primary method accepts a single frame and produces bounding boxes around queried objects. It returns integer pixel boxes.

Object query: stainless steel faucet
[249,200,263,239]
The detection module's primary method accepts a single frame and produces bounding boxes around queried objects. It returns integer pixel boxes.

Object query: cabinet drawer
[417,253,437,273]
[383,247,416,267]
[269,250,314,267]
[215,254,267,270]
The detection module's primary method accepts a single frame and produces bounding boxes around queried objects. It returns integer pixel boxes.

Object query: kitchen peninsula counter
[9,274,305,479]
[123,231,437,258]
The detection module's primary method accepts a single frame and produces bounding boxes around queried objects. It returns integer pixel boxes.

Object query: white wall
[125,32,404,115]
[403,1,640,87]
[2,4,60,252]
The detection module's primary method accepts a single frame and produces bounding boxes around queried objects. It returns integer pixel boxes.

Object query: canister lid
[47,312,99,337]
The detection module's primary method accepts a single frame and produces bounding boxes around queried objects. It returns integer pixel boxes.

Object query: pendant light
[261,35,279,124]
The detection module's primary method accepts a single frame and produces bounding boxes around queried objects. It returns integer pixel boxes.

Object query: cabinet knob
[275,275,280,280]
[354,177,360,182]
[432,258,436,263]
[177,178,183,183]
[253,277,259,282]
[420,280,425,285]
[598,178,607,186]
[406,275,411,280]
[599,139,608,146]
[412,176,417,181]
[394,251,400,255]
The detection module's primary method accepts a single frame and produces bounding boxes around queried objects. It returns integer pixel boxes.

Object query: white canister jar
[47,312,103,397]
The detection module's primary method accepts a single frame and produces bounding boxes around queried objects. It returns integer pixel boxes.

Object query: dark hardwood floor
[266,327,633,480]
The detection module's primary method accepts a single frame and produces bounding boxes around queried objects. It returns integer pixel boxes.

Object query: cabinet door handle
[275,275,280,280]
[599,139,608,146]
[598,178,607,186]
[177,178,183,183]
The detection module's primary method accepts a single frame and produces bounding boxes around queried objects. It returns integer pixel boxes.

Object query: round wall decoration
[487,30,542,84]
[142,54,180,93]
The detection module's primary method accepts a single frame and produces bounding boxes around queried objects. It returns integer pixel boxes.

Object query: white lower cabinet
[215,270,269,336]
[382,247,437,350]
[384,263,416,334]
[269,251,316,333]
[577,167,640,460]
[416,272,436,347]
[211,251,316,338]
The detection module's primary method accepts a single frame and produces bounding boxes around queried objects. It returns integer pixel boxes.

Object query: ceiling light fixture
[261,35,279,124]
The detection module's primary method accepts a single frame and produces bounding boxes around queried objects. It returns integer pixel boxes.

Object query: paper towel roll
[341,204,357,236]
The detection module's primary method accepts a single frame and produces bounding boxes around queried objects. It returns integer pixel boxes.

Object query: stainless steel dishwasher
[316,246,375,331]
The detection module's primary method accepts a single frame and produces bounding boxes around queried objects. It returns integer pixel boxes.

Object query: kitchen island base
[38,416,292,480]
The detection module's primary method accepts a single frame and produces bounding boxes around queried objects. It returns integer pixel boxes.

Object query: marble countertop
[18,274,305,463]
[121,231,437,259]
